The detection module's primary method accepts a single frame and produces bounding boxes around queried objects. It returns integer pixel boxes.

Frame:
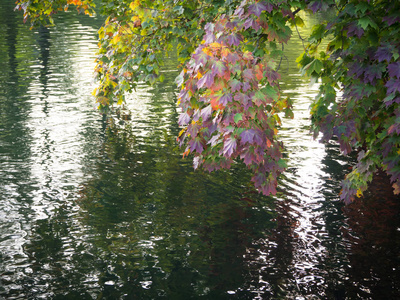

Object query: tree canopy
[15,0,400,203]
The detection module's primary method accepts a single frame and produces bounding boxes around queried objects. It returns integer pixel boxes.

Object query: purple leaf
[375,44,395,62]
[208,134,221,146]
[223,137,237,157]
[242,82,251,92]
[178,112,191,126]
[260,179,277,196]
[253,130,264,146]
[193,49,210,66]
[240,148,255,165]
[204,22,215,33]
[234,92,249,104]
[248,2,267,17]
[229,79,242,92]
[243,17,257,30]
[178,89,190,103]
[347,22,364,38]
[189,137,204,154]
[383,14,400,26]
[386,78,400,94]
[226,33,243,46]
[307,0,329,13]
[388,62,400,78]
[204,32,216,44]
[201,105,212,121]
[240,129,256,144]
[234,6,244,17]
[219,93,233,106]
[197,71,215,89]
[243,69,255,81]
[363,64,384,83]
[252,172,266,188]
[211,60,227,78]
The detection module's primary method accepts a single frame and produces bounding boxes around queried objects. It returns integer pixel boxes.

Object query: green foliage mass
[15,0,400,203]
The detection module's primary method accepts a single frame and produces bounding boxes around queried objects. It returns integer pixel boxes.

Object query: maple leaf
[207,134,221,146]
[234,5,244,17]
[255,64,263,80]
[363,63,384,83]
[189,137,204,154]
[261,85,278,102]
[193,49,210,66]
[210,95,223,110]
[226,33,243,46]
[175,70,184,86]
[178,112,191,126]
[234,92,249,105]
[204,32,216,44]
[252,172,266,188]
[388,62,400,78]
[243,17,256,30]
[253,130,264,146]
[385,78,400,94]
[193,156,202,170]
[201,105,212,121]
[204,22,215,33]
[178,89,190,103]
[307,0,329,13]
[197,71,215,89]
[375,44,395,62]
[219,93,233,106]
[242,82,251,92]
[243,69,255,81]
[383,14,400,26]
[223,137,237,157]
[240,129,256,144]
[347,22,364,38]
[248,2,267,17]
[210,77,227,92]
[229,79,242,92]
[253,90,266,106]
[393,182,400,195]
[264,67,280,83]
[212,60,227,78]
[240,148,255,165]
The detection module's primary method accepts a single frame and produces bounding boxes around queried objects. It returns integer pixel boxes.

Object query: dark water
[0,3,399,299]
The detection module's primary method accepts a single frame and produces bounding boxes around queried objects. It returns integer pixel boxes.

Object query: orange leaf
[221,47,231,59]
[210,95,224,110]
[255,64,264,80]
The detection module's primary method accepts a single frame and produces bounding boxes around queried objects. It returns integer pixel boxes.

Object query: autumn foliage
[15,0,400,203]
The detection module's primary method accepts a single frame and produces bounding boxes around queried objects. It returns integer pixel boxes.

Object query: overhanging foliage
[15,0,400,203]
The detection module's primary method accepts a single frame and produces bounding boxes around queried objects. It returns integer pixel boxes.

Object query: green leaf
[234,113,243,124]
[358,16,378,30]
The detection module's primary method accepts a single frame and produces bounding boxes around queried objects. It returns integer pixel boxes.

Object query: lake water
[0,2,399,299]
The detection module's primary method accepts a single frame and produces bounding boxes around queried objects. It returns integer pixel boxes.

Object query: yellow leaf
[110,80,118,88]
[356,188,363,198]
[129,0,140,11]
[202,47,213,57]
[393,182,400,195]
[209,42,221,49]
[196,72,202,79]
[97,96,109,105]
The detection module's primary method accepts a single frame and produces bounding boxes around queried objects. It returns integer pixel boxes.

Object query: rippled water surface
[1,3,399,299]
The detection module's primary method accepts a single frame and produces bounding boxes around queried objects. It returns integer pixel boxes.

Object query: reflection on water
[0,4,399,299]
